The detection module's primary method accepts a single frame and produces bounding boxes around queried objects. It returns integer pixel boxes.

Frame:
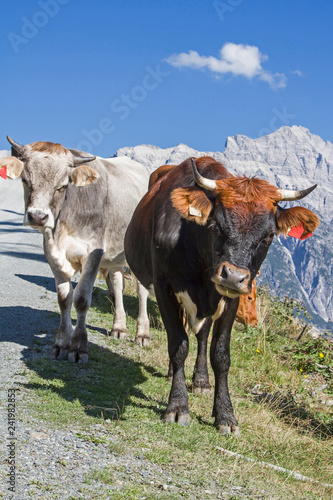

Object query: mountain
[115,126,333,333]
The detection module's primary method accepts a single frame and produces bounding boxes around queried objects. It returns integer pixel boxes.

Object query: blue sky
[0,0,332,156]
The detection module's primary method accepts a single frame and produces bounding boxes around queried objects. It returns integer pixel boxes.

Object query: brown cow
[148,164,177,189]
[149,163,260,327]
[235,279,258,327]
[125,156,319,433]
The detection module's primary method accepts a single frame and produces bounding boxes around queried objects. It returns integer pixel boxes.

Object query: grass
[16,277,333,499]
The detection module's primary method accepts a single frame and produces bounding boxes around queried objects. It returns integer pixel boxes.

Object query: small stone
[30,431,48,439]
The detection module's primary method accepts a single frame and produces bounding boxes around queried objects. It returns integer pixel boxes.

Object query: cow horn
[7,136,25,155]
[72,155,96,165]
[191,158,217,192]
[278,184,317,201]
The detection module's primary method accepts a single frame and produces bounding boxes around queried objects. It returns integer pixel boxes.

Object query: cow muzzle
[24,208,55,229]
[212,262,251,297]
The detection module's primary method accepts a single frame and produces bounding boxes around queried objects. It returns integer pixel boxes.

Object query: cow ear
[277,206,320,240]
[70,166,100,187]
[0,157,24,180]
[171,187,213,225]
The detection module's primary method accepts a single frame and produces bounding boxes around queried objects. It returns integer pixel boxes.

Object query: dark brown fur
[277,206,319,236]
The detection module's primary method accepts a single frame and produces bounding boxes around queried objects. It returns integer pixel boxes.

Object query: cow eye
[56,185,67,193]
[262,231,275,246]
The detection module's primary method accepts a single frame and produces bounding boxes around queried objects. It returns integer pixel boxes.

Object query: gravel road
[0,179,57,383]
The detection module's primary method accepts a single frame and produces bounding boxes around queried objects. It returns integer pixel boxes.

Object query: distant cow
[1,137,150,362]
[235,279,258,327]
[149,164,260,328]
[125,156,319,433]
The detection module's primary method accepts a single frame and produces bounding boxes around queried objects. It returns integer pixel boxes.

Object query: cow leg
[51,276,74,360]
[135,281,150,346]
[210,299,239,434]
[69,249,104,363]
[192,318,212,394]
[100,268,114,299]
[109,267,127,340]
[155,279,190,426]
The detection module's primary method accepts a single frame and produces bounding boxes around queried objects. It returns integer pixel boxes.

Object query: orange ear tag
[0,166,7,180]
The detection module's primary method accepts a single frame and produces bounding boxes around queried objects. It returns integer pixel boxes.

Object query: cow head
[171,158,319,298]
[1,137,98,230]
[235,280,258,326]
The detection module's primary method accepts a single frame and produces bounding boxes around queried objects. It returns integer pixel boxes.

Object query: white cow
[1,137,150,362]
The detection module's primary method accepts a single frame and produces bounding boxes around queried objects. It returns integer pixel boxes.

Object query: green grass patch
[20,279,333,499]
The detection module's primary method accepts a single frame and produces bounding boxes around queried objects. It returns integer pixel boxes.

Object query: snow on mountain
[0,150,10,159]
[115,126,333,332]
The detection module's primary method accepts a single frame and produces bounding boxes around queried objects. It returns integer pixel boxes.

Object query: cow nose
[221,264,249,285]
[27,210,49,227]
[219,263,251,293]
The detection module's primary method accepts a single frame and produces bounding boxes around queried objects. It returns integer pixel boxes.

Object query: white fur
[176,291,226,333]
[175,292,206,334]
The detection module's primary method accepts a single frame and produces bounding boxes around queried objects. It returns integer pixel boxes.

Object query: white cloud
[291,70,304,77]
[166,43,287,89]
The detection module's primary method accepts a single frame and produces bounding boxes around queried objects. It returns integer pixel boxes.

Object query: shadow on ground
[2,300,166,424]
[16,274,56,293]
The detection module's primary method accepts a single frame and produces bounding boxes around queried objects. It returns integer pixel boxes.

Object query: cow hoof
[178,413,190,426]
[135,336,150,347]
[110,329,127,340]
[216,424,240,435]
[164,412,190,426]
[78,352,89,363]
[164,412,176,424]
[68,351,88,363]
[193,386,211,394]
[51,346,69,361]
